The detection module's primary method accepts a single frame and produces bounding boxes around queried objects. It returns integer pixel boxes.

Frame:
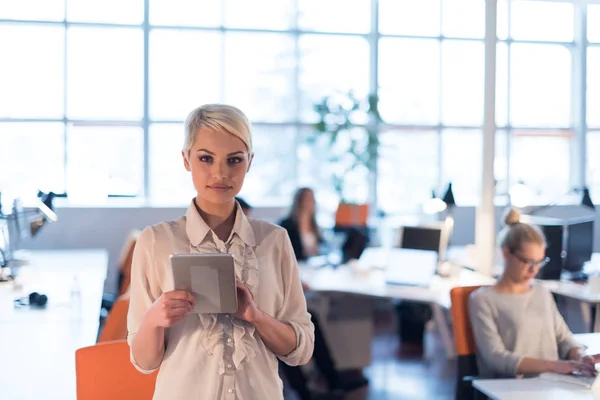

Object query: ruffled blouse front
[191,230,260,374]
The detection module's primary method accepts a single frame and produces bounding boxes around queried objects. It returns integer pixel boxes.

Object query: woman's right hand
[145,290,195,328]
[551,360,597,376]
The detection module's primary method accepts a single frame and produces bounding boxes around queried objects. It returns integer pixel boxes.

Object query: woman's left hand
[233,280,260,323]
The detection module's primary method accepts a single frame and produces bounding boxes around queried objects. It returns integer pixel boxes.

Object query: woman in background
[279,187,322,261]
[279,187,368,400]
[469,207,600,378]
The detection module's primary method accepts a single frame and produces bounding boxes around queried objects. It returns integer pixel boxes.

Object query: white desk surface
[0,249,108,400]
[540,279,600,303]
[473,333,600,400]
[299,248,495,308]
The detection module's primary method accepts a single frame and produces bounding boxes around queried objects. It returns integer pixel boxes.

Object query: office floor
[290,311,456,400]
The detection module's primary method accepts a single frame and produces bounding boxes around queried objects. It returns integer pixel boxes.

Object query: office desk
[538,279,600,333]
[0,249,108,400]
[300,253,495,360]
[473,333,600,400]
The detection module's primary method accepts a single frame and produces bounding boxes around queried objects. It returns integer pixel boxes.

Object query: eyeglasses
[511,251,550,269]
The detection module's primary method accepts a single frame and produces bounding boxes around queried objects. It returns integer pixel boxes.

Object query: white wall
[19,205,287,294]
[19,203,600,294]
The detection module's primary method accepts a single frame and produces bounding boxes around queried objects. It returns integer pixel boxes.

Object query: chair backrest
[76,340,158,400]
[118,230,141,296]
[450,285,483,400]
[450,285,481,356]
[97,296,130,343]
[335,203,369,227]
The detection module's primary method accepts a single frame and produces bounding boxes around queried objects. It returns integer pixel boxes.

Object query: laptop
[358,248,438,287]
[539,371,600,389]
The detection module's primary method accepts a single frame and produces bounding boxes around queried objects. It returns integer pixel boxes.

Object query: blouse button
[227,363,232,369]
[227,338,232,343]
[228,388,234,394]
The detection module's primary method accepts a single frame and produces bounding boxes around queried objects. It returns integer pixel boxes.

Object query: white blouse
[127,201,315,400]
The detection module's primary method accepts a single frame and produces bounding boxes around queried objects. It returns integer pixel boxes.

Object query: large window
[0,0,596,212]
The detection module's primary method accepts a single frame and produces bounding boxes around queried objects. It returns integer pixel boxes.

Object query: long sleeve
[274,229,315,366]
[550,292,581,359]
[126,226,163,374]
[468,292,523,377]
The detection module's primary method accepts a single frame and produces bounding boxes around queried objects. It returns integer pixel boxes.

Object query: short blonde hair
[498,207,546,252]
[183,104,252,153]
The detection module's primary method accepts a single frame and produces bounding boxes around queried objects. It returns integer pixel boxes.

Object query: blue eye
[228,157,242,164]
[199,155,212,163]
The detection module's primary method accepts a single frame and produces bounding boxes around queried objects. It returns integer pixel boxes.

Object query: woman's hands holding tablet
[233,280,259,323]
[147,290,196,328]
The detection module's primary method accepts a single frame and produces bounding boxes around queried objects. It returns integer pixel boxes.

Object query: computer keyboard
[539,372,597,389]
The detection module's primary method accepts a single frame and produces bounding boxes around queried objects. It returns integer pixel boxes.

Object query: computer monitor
[399,225,447,261]
[564,220,594,272]
[521,215,594,280]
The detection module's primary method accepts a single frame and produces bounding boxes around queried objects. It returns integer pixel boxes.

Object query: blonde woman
[127,104,315,399]
[469,207,600,378]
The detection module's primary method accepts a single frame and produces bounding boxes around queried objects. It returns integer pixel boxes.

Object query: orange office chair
[450,285,485,400]
[76,340,158,400]
[334,202,369,227]
[97,296,130,343]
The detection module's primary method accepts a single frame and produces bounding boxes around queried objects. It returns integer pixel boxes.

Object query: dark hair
[289,187,321,241]
[498,207,546,252]
[235,197,251,211]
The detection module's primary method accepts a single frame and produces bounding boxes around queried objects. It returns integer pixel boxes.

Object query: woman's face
[182,128,252,206]
[502,241,547,283]
[301,189,316,215]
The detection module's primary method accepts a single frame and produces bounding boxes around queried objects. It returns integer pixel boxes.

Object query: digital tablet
[170,253,238,314]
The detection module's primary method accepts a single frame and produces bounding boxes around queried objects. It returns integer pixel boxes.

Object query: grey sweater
[468,284,581,378]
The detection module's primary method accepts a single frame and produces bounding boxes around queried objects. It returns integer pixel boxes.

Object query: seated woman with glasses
[469,207,600,379]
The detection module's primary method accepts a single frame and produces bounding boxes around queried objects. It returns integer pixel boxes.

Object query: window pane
[441,40,484,126]
[509,133,570,202]
[149,123,195,205]
[0,0,64,21]
[442,0,484,39]
[298,0,371,33]
[150,30,222,121]
[224,33,296,122]
[298,128,371,215]
[496,43,508,127]
[238,126,297,205]
[441,130,482,204]
[510,44,571,127]
[497,0,509,40]
[224,0,294,30]
[67,0,143,24]
[379,38,439,124]
[587,131,600,201]
[510,1,574,42]
[588,48,600,128]
[589,5,600,43]
[149,0,221,27]
[377,130,439,214]
[379,0,440,37]
[0,25,64,118]
[67,27,143,120]
[0,123,65,195]
[66,126,143,201]
[299,35,370,122]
